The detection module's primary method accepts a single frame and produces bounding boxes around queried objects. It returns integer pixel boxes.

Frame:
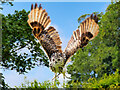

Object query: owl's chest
[49,53,65,73]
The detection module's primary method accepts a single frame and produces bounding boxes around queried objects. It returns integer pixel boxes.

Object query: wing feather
[64,14,99,61]
[27,3,62,59]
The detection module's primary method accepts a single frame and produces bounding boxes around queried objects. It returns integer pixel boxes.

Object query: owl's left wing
[27,3,62,60]
[63,14,99,62]
[38,26,62,59]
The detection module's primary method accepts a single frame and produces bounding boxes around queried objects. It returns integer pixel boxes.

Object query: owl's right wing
[27,4,62,60]
[63,14,99,62]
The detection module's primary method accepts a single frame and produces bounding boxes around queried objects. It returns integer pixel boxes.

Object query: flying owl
[27,3,99,77]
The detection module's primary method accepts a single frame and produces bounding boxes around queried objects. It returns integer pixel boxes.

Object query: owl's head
[49,52,65,73]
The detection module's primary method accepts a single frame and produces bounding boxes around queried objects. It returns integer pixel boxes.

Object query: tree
[2,9,49,74]
[15,69,120,88]
[0,13,2,62]
[0,1,13,10]
[67,69,120,88]
[15,76,60,88]
[67,1,120,83]
[0,73,10,89]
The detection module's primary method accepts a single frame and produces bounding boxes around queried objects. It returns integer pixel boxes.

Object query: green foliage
[0,1,13,10]
[67,12,103,83]
[67,1,120,84]
[78,14,90,23]
[77,12,103,28]
[99,1,120,73]
[77,12,103,24]
[0,13,2,61]
[1,2,120,89]
[83,71,120,88]
[67,69,120,88]
[2,10,49,74]
[0,73,10,89]
[101,2,120,47]
[16,70,120,88]
[15,76,60,88]
[1,1,13,6]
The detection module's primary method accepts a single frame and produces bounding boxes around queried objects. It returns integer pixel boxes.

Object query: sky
[1,1,111,88]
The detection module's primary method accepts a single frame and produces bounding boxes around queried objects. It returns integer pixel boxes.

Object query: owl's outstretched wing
[27,4,62,59]
[64,14,99,62]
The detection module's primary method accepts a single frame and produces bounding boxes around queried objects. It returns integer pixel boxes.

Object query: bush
[66,69,120,88]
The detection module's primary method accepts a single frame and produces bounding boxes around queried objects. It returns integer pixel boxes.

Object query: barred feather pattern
[27,4,62,60]
[27,3,51,39]
[64,14,99,61]
[38,26,62,58]
[27,3,99,74]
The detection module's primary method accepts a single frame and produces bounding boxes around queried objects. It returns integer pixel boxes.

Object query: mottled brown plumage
[63,14,99,62]
[27,3,99,75]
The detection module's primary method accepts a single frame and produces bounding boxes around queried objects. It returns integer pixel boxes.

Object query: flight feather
[64,14,99,61]
[27,3,62,59]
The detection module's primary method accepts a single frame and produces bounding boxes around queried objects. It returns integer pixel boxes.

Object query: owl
[27,3,99,77]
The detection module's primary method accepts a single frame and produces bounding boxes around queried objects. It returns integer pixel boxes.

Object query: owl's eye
[58,59,60,61]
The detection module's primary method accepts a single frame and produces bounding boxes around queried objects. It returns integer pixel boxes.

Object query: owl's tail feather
[27,3,51,39]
